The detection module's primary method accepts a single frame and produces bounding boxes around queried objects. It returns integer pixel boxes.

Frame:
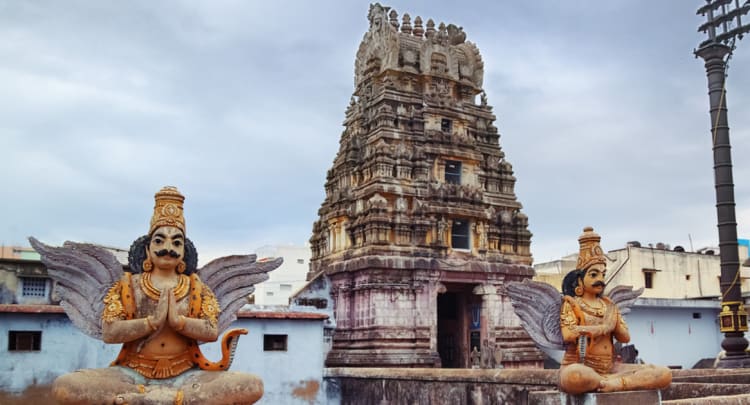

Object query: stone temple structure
[305,4,541,368]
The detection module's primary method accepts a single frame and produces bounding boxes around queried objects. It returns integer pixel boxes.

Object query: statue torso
[131,273,193,357]
[561,296,616,374]
[104,272,220,379]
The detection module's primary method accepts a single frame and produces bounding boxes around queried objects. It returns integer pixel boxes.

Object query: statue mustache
[154,249,180,258]
[592,281,606,288]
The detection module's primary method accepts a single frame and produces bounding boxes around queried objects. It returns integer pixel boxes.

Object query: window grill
[21,278,46,297]
[8,331,42,351]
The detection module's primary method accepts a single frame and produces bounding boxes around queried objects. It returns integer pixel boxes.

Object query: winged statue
[505,227,671,394]
[505,279,643,353]
[31,186,283,405]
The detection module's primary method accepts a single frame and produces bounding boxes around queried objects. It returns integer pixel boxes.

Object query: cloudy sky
[1,1,748,264]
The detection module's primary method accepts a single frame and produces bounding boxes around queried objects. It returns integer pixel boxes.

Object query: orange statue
[31,186,282,404]
[506,227,672,395]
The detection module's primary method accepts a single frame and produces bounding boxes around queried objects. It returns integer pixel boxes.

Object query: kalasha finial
[389,9,399,29]
[401,13,412,34]
[413,16,424,37]
[425,18,436,38]
[149,186,186,235]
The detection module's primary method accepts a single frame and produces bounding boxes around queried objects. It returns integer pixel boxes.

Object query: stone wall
[324,368,557,405]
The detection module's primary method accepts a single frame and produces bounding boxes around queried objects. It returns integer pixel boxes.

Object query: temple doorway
[437,284,482,368]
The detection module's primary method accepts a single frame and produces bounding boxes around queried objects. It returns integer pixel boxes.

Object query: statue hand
[149,288,170,330]
[576,325,609,338]
[167,289,186,332]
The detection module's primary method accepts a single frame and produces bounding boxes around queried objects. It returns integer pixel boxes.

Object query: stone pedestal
[528,390,662,405]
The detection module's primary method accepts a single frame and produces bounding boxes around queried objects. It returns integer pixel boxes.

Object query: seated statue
[31,186,282,404]
[506,227,672,395]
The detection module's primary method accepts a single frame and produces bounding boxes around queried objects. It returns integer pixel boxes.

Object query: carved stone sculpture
[470,346,481,369]
[304,3,537,369]
[31,186,282,404]
[506,227,672,394]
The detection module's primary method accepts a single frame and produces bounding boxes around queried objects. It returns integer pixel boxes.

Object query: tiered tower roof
[309,3,532,279]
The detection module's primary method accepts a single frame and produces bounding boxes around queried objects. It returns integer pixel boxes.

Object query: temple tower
[307,4,541,368]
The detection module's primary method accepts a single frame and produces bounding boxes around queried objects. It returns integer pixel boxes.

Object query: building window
[263,334,288,351]
[21,277,46,297]
[693,312,702,319]
[297,258,304,264]
[441,118,453,133]
[451,220,470,250]
[266,291,274,296]
[8,331,42,351]
[280,284,292,292]
[686,274,691,281]
[445,160,461,184]
[644,272,654,289]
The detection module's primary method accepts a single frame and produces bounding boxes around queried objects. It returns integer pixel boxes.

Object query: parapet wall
[324,367,558,405]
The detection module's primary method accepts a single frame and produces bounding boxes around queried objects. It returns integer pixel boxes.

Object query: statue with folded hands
[32,186,282,404]
[506,227,671,394]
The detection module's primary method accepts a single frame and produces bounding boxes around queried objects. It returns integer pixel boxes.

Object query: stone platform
[528,390,661,405]
[324,368,750,405]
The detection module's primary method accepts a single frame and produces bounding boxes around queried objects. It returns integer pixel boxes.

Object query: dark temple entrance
[437,284,482,368]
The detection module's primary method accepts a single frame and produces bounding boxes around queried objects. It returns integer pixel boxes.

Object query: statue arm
[560,300,581,343]
[612,306,630,343]
[561,297,614,340]
[102,317,158,344]
[169,285,219,342]
[100,281,161,343]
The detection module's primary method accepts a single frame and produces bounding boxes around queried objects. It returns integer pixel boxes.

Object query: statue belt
[584,353,613,375]
[120,349,195,379]
[562,350,613,375]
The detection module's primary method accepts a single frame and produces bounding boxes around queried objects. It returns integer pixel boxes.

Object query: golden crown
[149,186,185,235]
[576,226,606,270]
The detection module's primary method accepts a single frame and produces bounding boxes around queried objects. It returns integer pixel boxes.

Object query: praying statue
[31,186,282,404]
[506,227,671,395]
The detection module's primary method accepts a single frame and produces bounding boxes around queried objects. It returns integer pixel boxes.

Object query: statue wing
[505,279,565,351]
[28,237,124,340]
[606,285,644,315]
[199,255,283,333]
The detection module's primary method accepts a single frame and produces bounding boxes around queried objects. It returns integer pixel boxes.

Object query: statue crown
[149,186,185,235]
[576,226,606,270]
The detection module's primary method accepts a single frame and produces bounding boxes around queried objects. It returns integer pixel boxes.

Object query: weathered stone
[302,3,539,369]
[663,394,750,405]
[528,390,662,405]
[663,383,750,401]
[326,367,557,405]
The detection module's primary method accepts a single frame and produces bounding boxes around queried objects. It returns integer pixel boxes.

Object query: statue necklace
[141,272,190,301]
[576,297,605,317]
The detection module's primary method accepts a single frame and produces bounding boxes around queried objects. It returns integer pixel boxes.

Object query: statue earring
[574,280,583,296]
[142,258,153,272]
[177,261,186,274]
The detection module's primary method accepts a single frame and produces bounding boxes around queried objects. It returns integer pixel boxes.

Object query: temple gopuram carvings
[304,4,541,368]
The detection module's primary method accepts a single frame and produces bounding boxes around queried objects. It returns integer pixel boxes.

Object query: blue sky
[1,1,748,264]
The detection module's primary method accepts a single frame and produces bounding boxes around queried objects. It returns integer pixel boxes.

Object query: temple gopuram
[303,4,542,369]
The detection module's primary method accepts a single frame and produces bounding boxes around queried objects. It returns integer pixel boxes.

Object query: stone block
[528,390,662,405]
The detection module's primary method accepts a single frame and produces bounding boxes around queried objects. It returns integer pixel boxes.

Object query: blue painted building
[0,304,330,404]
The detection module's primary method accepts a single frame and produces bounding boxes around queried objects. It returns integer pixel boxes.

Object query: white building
[253,245,311,305]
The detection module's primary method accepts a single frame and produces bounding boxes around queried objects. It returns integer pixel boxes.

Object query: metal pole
[695,40,750,369]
